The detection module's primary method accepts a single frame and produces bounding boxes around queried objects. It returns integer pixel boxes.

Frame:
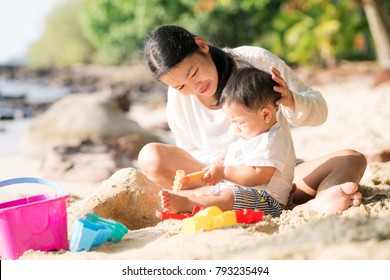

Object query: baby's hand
[203,162,224,185]
[271,66,295,111]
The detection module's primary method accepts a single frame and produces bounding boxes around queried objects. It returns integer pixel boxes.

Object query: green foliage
[30,0,374,67]
[28,0,95,68]
[80,0,179,64]
[80,0,285,64]
[266,0,373,66]
[79,0,372,66]
[185,0,282,47]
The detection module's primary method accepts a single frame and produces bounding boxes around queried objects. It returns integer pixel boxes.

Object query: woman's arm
[223,165,276,186]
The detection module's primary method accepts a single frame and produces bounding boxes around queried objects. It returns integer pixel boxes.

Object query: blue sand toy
[69,213,128,252]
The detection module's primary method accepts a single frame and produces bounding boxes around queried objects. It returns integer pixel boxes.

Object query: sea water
[0,77,69,104]
[0,77,70,155]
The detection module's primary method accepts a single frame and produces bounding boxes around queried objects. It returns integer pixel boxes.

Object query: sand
[1,65,390,266]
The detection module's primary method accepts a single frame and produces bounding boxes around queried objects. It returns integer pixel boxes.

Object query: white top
[223,109,295,205]
[166,46,328,163]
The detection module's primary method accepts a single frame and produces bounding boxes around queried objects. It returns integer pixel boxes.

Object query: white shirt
[223,109,295,205]
[166,46,328,163]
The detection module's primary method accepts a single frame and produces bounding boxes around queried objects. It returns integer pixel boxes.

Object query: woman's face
[159,38,219,98]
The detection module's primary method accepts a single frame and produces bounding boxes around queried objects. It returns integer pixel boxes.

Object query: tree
[80,0,181,65]
[28,0,95,68]
[360,0,390,69]
[265,0,374,67]
[31,0,378,67]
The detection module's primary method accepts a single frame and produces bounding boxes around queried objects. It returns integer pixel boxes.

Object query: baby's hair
[219,67,281,111]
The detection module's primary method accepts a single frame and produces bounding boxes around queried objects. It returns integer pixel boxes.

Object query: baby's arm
[204,164,276,187]
[223,165,276,186]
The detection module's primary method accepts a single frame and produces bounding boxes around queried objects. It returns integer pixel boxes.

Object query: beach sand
[0,64,390,261]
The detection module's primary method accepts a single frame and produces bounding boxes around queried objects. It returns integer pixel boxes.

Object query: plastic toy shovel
[180,170,206,183]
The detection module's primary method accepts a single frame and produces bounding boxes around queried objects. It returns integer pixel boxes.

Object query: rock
[21,91,160,158]
[372,69,390,87]
[366,148,390,163]
[40,143,132,183]
[67,168,162,231]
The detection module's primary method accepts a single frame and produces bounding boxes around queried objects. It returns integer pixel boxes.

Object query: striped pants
[211,185,285,217]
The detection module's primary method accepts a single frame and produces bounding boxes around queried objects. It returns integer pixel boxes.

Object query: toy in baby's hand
[180,170,206,183]
[172,170,206,194]
[172,170,185,194]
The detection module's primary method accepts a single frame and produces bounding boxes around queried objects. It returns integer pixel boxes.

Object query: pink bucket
[0,177,70,260]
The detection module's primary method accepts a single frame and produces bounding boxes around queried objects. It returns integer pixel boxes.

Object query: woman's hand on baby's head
[270,66,295,112]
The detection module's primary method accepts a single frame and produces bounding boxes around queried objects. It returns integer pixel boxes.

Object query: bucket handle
[0,177,65,192]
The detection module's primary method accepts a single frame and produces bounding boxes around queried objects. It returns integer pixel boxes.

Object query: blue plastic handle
[0,177,64,192]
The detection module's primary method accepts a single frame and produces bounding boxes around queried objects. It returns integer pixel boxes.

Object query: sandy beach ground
[1,64,390,267]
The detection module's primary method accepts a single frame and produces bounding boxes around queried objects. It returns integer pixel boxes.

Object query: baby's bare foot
[159,190,191,213]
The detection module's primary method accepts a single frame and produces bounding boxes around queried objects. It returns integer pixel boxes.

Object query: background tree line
[28,0,390,70]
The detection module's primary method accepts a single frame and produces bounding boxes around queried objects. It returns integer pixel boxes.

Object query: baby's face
[222,102,272,140]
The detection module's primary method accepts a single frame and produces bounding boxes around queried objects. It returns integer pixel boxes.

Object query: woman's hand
[271,66,295,112]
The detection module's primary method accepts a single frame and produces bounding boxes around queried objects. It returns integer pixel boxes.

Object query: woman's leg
[138,143,206,189]
[292,149,367,213]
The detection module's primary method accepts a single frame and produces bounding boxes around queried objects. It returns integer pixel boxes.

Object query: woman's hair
[144,25,198,79]
[144,25,236,100]
[219,67,281,111]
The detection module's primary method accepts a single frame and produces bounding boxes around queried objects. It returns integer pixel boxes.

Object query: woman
[139,25,366,213]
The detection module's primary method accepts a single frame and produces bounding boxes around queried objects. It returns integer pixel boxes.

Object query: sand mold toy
[69,213,128,252]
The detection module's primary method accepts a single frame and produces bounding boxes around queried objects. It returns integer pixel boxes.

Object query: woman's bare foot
[293,182,362,213]
[159,190,193,213]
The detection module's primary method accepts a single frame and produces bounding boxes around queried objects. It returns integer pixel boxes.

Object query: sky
[0,0,66,65]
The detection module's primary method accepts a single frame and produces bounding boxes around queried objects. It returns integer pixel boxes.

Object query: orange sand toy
[180,170,206,183]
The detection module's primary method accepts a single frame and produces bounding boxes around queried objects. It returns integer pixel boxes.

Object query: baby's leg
[159,189,235,213]
[178,184,215,197]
